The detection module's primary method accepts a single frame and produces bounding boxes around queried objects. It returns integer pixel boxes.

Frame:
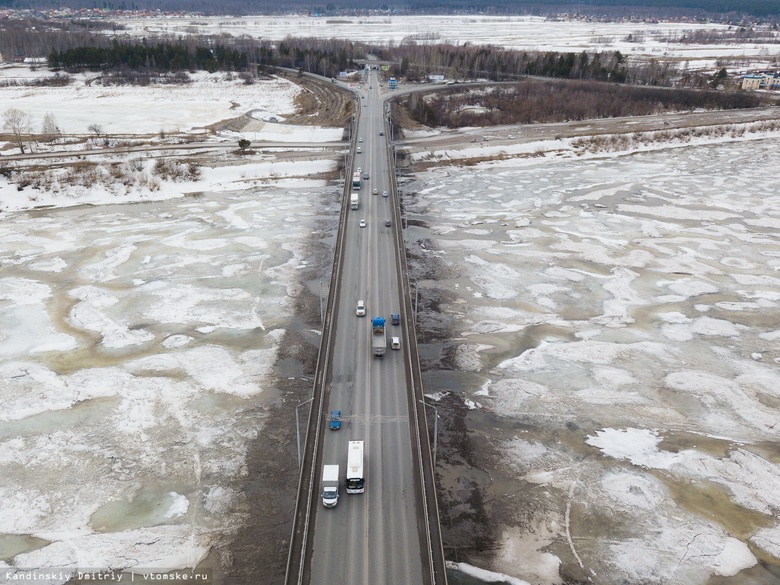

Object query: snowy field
[0,67,301,136]
[0,65,343,214]
[405,136,780,584]
[114,15,780,70]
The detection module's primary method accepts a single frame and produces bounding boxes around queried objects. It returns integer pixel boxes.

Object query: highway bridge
[284,71,448,585]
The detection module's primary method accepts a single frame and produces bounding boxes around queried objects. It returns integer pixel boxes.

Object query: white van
[391,337,400,350]
[356,300,366,317]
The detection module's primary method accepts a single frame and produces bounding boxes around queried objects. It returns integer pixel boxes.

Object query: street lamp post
[295,397,314,467]
[319,279,324,326]
[418,398,439,467]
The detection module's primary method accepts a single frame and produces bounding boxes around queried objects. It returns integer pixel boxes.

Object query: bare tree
[3,108,33,154]
[88,123,104,137]
[41,112,61,143]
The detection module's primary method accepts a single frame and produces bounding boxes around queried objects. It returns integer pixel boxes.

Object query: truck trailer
[322,464,340,507]
[371,316,386,358]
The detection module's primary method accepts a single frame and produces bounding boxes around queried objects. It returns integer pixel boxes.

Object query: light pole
[295,397,314,467]
[418,398,439,467]
[319,279,324,326]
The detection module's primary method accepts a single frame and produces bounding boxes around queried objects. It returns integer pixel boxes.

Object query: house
[741,75,763,90]
[741,70,780,90]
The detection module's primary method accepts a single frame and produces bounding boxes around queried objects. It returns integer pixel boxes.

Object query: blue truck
[372,316,386,358]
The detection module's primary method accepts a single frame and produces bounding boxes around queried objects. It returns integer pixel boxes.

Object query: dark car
[329,410,341,430]
[385,219,392,227]
[391,313,400,325]
[379,130,384,136]
[363,172,369,180]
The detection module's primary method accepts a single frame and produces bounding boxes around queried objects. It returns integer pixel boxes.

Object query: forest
[48,42,248,72]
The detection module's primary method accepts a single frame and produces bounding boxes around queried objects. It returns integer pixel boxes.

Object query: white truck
[372,316,386,358]
[322,464,339,508]
[350,193,359,210]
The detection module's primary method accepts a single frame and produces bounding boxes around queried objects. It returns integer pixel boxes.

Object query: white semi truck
[322,464,340,507]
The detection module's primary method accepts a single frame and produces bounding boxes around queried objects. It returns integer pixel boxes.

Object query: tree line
[48,42,248,72]
[383,43,630,83]
[659,26,780,44]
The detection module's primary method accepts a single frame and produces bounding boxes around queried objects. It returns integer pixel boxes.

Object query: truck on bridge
[372,316,386,358]
[350,193,359,210]
[321,464,340,507]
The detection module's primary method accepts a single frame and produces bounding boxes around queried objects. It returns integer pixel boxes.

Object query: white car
[382,191,388,197]
[372,188,378,195]
[356,300,366,317]
[391,337,401,350]
[358,137,363,142]
[359,219,367,228]
[357,167,362,173]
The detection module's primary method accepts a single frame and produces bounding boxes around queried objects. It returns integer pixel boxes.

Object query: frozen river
[2,125,779,584]
[0,186,339,581]
[404,138,780,585]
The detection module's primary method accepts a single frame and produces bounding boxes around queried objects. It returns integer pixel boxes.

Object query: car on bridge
[391,337,401,350]
[329,410,342,430]
[385,219,392,227]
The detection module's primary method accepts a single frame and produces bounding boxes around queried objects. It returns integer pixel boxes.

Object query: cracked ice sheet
[406,138,780,583]
[6,526,209,583]
[0,182,338,575]
[596,469,759,583]
[587,428,780,548]
[0,278,78,358]
[68,285,155,349]
[446,561,533,585]
[125,338,282,398]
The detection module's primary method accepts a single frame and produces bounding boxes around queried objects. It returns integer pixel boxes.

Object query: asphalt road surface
[308,73,425,584]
